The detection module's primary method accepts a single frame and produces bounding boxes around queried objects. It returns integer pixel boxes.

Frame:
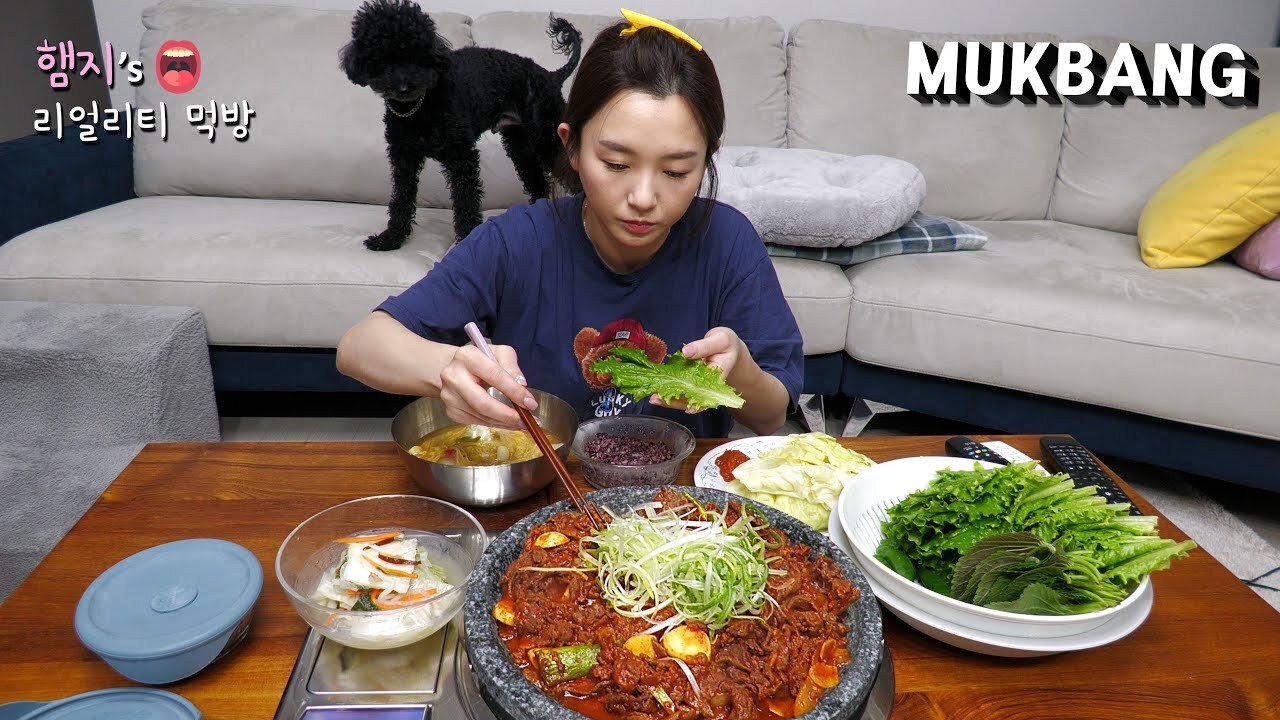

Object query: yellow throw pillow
[1138,111,1280,269]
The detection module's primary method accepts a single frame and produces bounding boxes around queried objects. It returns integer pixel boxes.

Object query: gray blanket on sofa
[0,302,220,603]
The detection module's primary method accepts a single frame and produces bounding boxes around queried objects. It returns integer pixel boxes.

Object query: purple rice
[584,433,673,466]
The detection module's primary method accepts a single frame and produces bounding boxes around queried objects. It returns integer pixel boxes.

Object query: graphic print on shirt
[573,319,668,418]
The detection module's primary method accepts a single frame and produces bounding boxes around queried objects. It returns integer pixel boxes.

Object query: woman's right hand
[437,343,538,430]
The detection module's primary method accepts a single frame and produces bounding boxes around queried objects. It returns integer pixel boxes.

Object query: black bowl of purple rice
[570,416,696,489]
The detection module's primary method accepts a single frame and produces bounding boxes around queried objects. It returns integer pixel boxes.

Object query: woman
[337,11,803,437]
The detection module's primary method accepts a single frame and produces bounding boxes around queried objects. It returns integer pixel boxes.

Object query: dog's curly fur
[341,0,582,249]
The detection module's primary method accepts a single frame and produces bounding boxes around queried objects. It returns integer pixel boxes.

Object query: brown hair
[554,21,725,236]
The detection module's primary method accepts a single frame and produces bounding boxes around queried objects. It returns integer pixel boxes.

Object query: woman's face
[559,90,707,270]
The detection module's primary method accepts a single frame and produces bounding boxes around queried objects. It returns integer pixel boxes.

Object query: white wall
[97,0,1280,107]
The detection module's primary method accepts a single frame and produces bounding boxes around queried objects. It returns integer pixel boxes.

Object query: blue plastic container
[0,688,200,720]
[74,539,262,685]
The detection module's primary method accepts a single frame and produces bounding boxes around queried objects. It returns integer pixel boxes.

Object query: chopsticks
[463,323,606,531]
[512,400,606,532]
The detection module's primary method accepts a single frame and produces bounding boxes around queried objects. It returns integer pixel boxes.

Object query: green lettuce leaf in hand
[590,346,744,410]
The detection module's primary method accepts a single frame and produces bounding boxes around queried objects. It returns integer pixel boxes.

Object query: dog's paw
[364,232,405,251]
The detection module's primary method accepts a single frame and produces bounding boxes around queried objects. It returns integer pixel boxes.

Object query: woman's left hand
[650,326,745,414]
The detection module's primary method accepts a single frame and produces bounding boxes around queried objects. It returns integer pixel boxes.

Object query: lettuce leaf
[877,463,1043,586]
[877,461,1197,615]
[590,346,744,409]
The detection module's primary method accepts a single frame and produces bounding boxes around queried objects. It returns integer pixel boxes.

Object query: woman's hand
[438,343,537,430]
[650,327,746,413]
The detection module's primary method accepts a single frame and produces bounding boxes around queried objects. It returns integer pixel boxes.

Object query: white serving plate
[836,456,1150,639]
[827,505,1154,657]
[691,436,790,492]
[694,435,863,535]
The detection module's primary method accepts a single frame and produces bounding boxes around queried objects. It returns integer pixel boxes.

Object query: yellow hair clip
[619,8,702,52]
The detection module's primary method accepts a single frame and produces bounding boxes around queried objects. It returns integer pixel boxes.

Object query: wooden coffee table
[1,436,1276,718]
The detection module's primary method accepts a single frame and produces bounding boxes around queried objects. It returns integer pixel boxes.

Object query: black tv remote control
[1039,436,1141,515]
[945,436,1011,465]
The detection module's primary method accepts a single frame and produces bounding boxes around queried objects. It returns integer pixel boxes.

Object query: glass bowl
[275,494,487,650]
[570,416,696,489]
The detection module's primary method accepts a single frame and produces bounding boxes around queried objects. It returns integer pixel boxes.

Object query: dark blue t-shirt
[376,193,803,437]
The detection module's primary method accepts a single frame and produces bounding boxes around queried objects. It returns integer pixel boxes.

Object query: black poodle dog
[341,0,582,249]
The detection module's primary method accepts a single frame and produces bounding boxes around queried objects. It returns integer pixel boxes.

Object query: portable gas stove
[273,621,894,720]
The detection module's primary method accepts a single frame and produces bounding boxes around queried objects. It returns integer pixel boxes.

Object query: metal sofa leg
[842,399,908,436]
[797,393,826,434]
[842,398,876,437]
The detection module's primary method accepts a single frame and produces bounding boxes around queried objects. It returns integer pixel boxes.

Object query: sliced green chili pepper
[528,644,601,685]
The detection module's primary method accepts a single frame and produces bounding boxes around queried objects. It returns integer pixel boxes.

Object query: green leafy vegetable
[875,462,1196,615]
[590,346,744,410]
[950,532,1129,614]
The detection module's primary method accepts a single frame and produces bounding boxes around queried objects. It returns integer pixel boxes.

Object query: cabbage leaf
[726,433,875,530]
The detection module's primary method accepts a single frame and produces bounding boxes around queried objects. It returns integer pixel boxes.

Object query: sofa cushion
[472,12,788,149]
[843,220,1280,441]
[714,146,925,248]
[1234,218,1280,280]
[785,20,1064,222]
[134,0,475,208]
[769,258,851,355]
[1049,39,1280,235]
[0,197,456,347]
[0,197,849,354]
[766,212,988,264]
[1138,111,1280,268]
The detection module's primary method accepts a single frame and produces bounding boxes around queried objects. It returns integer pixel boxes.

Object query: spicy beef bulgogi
[494,488,859,720]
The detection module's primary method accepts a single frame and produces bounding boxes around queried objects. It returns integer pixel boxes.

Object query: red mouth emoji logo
[156,40,201,93]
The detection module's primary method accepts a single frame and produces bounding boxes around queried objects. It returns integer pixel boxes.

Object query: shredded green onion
[578,501,783,631]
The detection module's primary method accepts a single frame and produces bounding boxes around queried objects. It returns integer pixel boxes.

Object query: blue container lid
[75,539,262,661]
[12,689,199,720]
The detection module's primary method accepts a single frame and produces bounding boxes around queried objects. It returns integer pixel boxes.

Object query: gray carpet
[0,301,220,603]
[1124,472,1280,612]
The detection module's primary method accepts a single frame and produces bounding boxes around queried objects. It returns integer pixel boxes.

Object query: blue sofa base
[840,356,1280,494]
[0,133,134,246]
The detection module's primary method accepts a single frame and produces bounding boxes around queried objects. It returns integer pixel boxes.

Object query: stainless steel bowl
[391,389,579,507]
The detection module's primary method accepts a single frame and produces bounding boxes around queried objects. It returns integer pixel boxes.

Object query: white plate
[827,506,1154,657]
[692,436,790,492]
[836,456,1148,639]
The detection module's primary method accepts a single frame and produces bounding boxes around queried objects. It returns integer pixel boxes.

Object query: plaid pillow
[765,212,987,265]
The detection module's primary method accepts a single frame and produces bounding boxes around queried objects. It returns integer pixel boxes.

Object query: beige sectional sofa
[2,0,1277,488]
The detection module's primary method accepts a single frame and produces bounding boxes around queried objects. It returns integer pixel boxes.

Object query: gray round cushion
[714,146,926,248]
